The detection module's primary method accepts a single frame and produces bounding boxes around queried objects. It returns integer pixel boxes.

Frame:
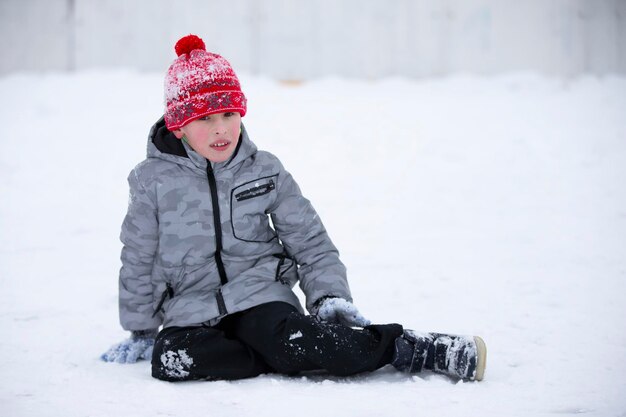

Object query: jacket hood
[146,116,257,172]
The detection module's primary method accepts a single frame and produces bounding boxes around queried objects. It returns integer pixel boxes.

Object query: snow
[160,349,194,379]
[289,331,303,340]
[1,69,625,417]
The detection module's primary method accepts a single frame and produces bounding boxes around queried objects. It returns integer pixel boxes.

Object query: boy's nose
[214,124,227,135]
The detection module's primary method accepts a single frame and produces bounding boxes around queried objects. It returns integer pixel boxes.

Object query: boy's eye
[224,112,234,117]
[199,115,210,121]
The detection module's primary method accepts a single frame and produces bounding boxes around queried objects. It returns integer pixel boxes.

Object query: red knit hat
[164,34,247,131]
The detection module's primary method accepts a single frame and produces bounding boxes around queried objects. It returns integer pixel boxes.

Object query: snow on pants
[151,301,404,381]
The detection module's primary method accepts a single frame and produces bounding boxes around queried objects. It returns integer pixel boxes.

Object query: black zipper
[216,288,227,316]
[206,162,229,317]
[152,282,174,318]
[274,255,286,283]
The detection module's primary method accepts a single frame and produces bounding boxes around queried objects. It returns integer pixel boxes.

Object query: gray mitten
[101,329,158,363]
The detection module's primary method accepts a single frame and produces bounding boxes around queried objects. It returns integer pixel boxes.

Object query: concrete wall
[1,0,625,78]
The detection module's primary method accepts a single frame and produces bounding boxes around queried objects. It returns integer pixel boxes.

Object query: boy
[102,34,486,382]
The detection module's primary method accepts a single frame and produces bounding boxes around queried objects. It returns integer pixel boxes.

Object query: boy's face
[173,111,242,163]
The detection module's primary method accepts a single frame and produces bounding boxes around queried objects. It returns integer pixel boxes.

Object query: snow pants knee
[151,301,403,382]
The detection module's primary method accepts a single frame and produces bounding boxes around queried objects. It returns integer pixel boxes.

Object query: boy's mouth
[210,141,231,150]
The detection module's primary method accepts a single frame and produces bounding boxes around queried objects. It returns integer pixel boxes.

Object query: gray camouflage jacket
[119,117,351,331]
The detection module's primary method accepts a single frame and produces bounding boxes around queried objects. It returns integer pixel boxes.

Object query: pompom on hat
[164,34,247,131]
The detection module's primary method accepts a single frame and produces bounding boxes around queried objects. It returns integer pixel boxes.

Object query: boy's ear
[172,129,184,139]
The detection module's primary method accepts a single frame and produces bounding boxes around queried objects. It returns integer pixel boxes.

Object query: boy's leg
[151,325,270,381]
[232,302,404,376]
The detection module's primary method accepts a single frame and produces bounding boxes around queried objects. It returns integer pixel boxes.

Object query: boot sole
[473,336,487,381]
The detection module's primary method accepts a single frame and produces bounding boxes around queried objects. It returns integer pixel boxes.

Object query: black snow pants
[151,301,404,381]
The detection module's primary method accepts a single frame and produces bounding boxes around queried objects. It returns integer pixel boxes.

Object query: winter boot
[391,330,487,381]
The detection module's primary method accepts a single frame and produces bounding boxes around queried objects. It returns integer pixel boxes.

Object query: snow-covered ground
[1,70,625,417]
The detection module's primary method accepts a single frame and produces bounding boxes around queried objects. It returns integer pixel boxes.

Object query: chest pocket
[231,176,278,242]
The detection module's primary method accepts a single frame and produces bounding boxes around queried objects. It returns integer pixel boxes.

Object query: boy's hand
[315,297,371,328]
[101,329,158,363]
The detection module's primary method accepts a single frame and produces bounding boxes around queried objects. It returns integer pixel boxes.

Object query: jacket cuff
[309,295,340,315]
[131,329,159,339]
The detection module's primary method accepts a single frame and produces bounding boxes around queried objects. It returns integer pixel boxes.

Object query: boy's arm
[118,168,162,331]
[269,162,352,314]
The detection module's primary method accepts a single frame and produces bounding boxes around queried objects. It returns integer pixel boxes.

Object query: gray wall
[1,0,625,78]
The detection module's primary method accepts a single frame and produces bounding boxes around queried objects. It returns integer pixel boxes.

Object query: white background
[1,0,625,78]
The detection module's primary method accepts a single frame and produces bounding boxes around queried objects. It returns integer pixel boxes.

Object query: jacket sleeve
[269,160,352,313]
[118,167,162,331]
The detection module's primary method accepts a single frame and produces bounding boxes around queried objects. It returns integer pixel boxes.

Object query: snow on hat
[164,34,247,131]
